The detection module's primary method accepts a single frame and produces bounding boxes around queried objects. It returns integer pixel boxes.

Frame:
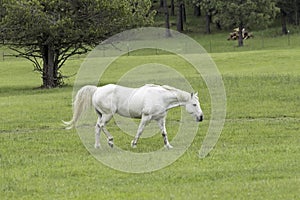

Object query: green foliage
[0,0,155,87]
[0,0,5,20]
[0,0,154,46]
[216,0,279,29]
[198,0,218,14]
[276,0,300,25]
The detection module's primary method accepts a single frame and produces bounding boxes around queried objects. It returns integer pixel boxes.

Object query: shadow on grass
[0,84,73,97]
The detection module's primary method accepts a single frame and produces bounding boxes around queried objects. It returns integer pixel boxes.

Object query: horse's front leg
[131,114,151,148]
[102,126,114,148]
[157,117,173,149]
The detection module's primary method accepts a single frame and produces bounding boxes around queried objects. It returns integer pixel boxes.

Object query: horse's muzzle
[196,115,203,122]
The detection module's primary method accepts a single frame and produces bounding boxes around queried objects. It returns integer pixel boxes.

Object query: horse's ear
[191,92,198,98]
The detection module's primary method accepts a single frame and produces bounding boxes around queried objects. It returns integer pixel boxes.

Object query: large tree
[163,0,171,37]
[176,0,185,32]
[0,0,154,88]
[216,0,279,46]
[277,0,300,34]
[198,0,218,34]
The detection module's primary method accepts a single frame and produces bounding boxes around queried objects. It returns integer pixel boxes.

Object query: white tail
[63,85,98,129]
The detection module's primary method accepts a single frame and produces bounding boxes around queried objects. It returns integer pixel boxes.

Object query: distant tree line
[157,0,299,45]
[0,0,299,88]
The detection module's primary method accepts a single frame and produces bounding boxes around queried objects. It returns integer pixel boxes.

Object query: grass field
[0,32,300,199]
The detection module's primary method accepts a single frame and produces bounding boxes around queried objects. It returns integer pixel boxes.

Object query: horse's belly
[115,86,165,119]
[116,109,142,118]
[116,101,143,118]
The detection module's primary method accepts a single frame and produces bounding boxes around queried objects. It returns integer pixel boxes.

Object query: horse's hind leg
[95,117,102,149]
[95,113,113,148]
[99,114,114,148]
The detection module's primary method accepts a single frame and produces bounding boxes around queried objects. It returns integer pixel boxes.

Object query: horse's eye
[193,104,197,106]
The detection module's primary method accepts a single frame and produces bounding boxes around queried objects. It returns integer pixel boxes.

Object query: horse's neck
[165,89,190,109]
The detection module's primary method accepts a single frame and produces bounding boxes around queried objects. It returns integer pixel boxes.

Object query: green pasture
[0,33,300,199]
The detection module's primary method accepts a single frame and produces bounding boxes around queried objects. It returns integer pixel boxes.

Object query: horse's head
[185,92,203,122]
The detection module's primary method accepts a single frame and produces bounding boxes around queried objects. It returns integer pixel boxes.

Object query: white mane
[144,84,181,91]
[144,84,191,102]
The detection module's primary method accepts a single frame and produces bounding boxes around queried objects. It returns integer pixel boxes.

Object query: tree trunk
[170,0,175,16]
[194,4,201,16]
[163,0,172,37]
[216,21,222,30]
[182,3,186,23]
[281,9,288,34]
[205,13,211,34]
[160,0,164,8]
[294,0,299,25]
[238,23,244,47]
[42,45,59,88]
[177,1,184,32]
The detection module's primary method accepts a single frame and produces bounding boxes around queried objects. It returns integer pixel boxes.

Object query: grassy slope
[1,30,300,199]
[1,51,299,199]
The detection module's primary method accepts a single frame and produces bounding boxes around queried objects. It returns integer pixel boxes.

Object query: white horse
[63,84,203,149]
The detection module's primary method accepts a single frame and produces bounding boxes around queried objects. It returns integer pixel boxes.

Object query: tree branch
[9,46,42,73]
[57,45,89,70]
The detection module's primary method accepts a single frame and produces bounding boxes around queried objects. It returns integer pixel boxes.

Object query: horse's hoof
[131,140,137,148]
[108,141,114,148]
[108,138,114,148]
[94,144,100,149]
[165,144,173,149]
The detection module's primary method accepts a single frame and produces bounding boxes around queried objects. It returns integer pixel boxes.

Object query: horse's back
[92,84,169,118]
[93,84,140,117]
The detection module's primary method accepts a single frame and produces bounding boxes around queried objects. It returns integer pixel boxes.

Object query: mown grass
[0,35,300,200]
